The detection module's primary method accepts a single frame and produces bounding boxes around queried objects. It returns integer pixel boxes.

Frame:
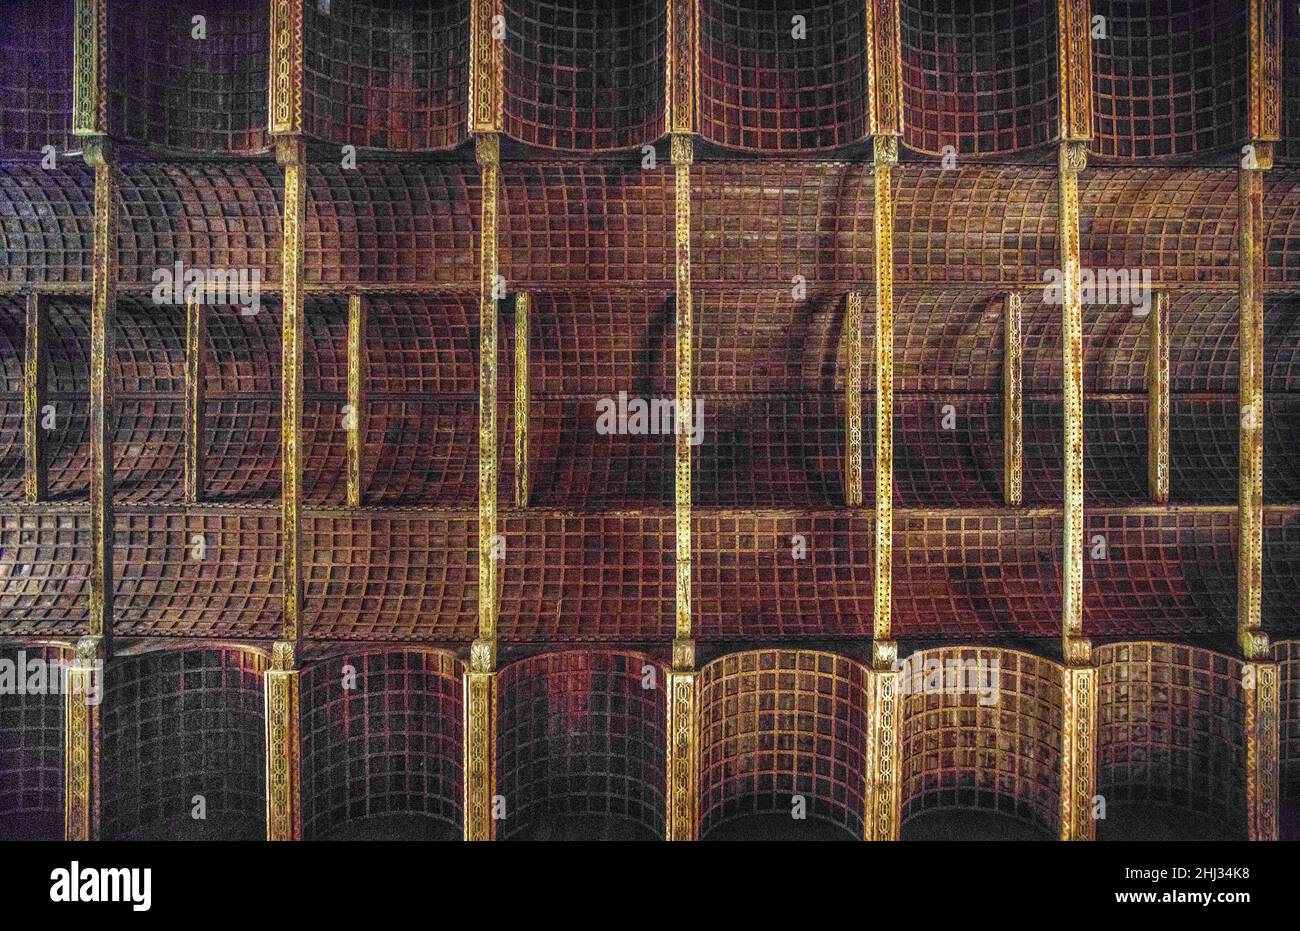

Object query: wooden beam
[513,292,529,508]
[1147,292,1169,504]
[278,138,306,644]
[23,292,48,503]
[845,291,863,507]
[346,294,365,508]
[183,298,205,504]
[264,641,302,841]
[1003,292,1023,507]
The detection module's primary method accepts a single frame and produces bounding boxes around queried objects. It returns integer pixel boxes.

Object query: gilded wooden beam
[264,641,302,841]
[469,0,503,133]
[1245,660,1280,840]
[1059,664,1098,840]
[865,0,903,137]
[513,291,529,508]
[64,636,103,841]
[873,136,896,654]
[844,292,864,507]
[1248,0,1282,144]
[279,138,306,643]
[23,292,48,503]
[347,294,365,508]
[477,134,500,645]
[864,667,901,840]
[673,134,693,642]
[1003,292,1023,507]
[665,0,696,134]
[86,142,116,648]
[464,638,498,841]
[269,0,304,135]
[1239,159,1268,661]
[184,298,205,504]
[71,0,107,136]
[665,667,698,840]
[1059,141,1088,665]
[1147,291,1169,505]
[1056,0,1093,141]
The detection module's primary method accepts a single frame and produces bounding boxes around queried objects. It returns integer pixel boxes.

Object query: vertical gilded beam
[672,134,693,643]
[1003,292,1023,506]
[71,0,107,136]
[513,292,529,508]
[1247,0,1282,145]
[873,137,896,654]
[1238,164,1267,660]
[665,0,696,134]
[1056,0,1093,142]
[23,292,48,503]
[477,134,500,646]
[1059,141,1087,661]
[1147,292,1169,505]
[64,637,103,841]
[864,666,901,840]
[278,139,306,643]
[1059,664,1098,840]
[845,292,864,507]
[346,294,365,508]
[264,641,302,841]
[469,0,503,134]
[464,641,498,841]
[268,0,304,135]
[184,299,205,504]
[665,665,698,841]
[1245,660,1280,840]
[865,0,902,136]
[86,142,116,647]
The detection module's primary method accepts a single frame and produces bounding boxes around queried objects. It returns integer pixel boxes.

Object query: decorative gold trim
[477,134,500,645]
[268,0,304,135]
[88,156,116,645]
[1059,141,1086,649]
[1056,0,1093,141]
[845,292,864,507]
[514,292,530,508]
[280,141,306,643]
[1239,165,1267,659]
[463,669,497,840]
[264,641,302,841]
[665,0,696,134]
[23,292,47,503]
[1059,664,1098,840]
[1245,660,1280,840]
[1248,0,1281,143]
[72,0,107,135]
[864,667,901,840]
[665,669,697,840]
[184,299,205,505]
[673,134,693,641]
[469,0,504,133]
[1147,292,1170,505]
[873,136,895,645]
[865,0,903,136]
[1003,292,1023,507]
[64,637,102,841]
[346,294,365,508]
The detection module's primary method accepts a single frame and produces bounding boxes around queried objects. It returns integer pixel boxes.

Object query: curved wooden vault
[0,0,1297,842]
